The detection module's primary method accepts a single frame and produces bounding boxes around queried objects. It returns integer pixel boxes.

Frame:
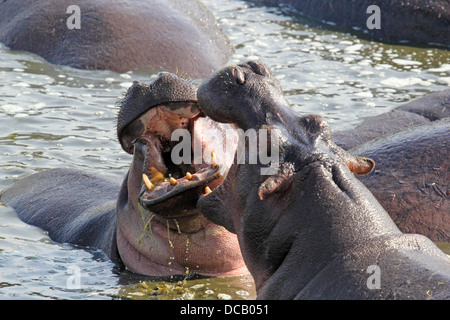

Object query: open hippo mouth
[116,74,239,220]
[126,101,236,219]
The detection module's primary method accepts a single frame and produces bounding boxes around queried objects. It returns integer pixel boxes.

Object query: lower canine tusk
[143,173,154,191]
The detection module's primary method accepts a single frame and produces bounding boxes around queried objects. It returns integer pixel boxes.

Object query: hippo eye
[232,67,246,85]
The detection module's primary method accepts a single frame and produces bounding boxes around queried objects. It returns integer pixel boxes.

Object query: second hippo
[334,90,450,243]
[196,61,450,299]
[244,0,450,47]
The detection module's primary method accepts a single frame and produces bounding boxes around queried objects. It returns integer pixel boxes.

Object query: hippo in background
[245,0,450,47]
[334,89,450,243]
[334,89,450,151]
[0,0,233,77]
[0,73,248,278]
[196,61,450,299]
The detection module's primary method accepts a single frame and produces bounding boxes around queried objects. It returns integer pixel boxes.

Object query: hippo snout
[198,60,285,129]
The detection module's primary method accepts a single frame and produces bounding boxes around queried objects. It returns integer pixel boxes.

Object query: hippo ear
[258,163,294,200]
[346,156,375,175]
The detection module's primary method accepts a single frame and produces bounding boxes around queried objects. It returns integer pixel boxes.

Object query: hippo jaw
[121,101,236,220]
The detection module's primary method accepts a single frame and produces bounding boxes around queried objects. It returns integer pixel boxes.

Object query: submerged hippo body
[352,120,449,243]
[1,168,121,260]
[0,0,233,77]
[334,89,450,151]
[196,61,450,299]
[334,89,450,242]
[1,73,248,277]
[245,0,450,47]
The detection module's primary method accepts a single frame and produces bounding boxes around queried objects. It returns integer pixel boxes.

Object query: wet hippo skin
[0,0,234,77]
[244,0,450,47]
[196,61,450,299]
[334,89,450,242]
[334,89,450,151]
[1,73,248,278]
[351,120,449,243]
[1,168,121,260]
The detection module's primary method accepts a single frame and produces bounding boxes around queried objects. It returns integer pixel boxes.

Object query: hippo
[196,61,450,299]
[0,73,248,278]
[244,0,450,47]
[334,89,450,243]
[0,0,233,78]
[334,89,450,151]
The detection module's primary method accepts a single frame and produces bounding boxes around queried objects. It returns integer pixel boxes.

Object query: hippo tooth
[142,173,154,191]
[211,151,218,168]
[170,177,178,185]
[151,171,165,183]
[205,186,212,194]
[149,167,165,182]
[186,172,193,180]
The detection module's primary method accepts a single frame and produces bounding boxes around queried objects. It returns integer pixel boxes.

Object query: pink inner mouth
[121,102,237,216]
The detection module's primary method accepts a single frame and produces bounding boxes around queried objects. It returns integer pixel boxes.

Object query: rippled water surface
[0,0,449,299]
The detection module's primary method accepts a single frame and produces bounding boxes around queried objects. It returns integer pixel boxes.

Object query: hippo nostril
[232,66,246,85]
[246,61,270,77]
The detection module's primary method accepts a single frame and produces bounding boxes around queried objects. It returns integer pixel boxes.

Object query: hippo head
[197,61,375,230]
[115,72,250,277]
[117,73,235,221]
[196,62,391,290]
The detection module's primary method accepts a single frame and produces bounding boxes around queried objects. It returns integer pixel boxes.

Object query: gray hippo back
[334,89,450,242]
[244,0,450,47]
[0,0,233,77]
[0,168,121,260]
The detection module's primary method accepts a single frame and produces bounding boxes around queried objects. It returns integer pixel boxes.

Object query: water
[0,0,448,299]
